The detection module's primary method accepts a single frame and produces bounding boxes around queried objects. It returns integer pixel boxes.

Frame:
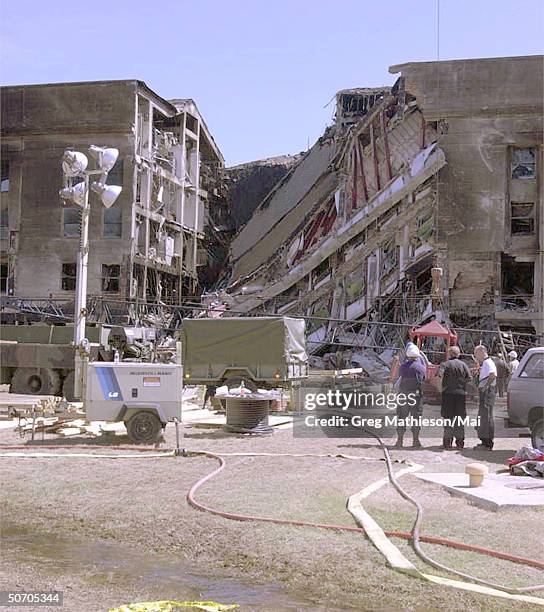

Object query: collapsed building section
[224,55,543,368]
[0,80,226,311]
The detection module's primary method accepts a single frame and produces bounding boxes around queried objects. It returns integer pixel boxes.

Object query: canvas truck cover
[181,317,307,371]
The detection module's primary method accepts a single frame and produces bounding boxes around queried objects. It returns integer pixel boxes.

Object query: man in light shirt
[508,350,520,374]
[474,345,497,450]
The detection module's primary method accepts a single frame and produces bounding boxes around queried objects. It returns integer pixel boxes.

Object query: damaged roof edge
[389,54,544,74]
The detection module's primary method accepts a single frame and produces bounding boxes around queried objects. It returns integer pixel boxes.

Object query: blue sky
[1,0,542,165]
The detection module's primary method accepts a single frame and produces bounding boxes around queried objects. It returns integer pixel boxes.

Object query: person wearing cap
[508,350,520,374]
[395,343,426,449]
[437,346,471,449]
[474,344,497,450]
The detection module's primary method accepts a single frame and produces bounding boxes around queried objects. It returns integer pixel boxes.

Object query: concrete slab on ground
[415,471,544,511]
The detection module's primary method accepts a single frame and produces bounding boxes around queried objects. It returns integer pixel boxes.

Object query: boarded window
[63,208,81,237]
[103,207,122,237]
[102,264,120,293]
[61,263,77,291]
[511,202,535,235]
[511,148,536,180]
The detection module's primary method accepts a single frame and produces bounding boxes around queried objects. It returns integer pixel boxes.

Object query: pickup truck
[507,346,544,450]
[180,316,308,390]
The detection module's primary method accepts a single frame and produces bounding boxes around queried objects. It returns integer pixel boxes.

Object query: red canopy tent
[409,320,458,346]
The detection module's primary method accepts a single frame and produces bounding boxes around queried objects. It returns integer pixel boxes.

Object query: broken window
[102,264,121,293]
[510,202,535,235]
[345,269,365,303]
[61,263,77,291]
[381,240,398,276]
[103,207,122,237]
[307,297,331,333]
[511,148,536,180]
[278,283,299,305]
[313,258,331,285]
[63,208,81,238]
[501,255,534,309]
[0,264,7,293]
[416,210,434,244]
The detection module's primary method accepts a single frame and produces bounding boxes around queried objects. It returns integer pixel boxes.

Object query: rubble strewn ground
[0,395,542,611]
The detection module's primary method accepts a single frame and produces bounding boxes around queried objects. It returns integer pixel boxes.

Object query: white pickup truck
[507,347,544,450]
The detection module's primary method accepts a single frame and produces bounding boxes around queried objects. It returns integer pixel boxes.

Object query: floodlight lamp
[62,150,88,176]
[90,182,122,208]
[89,146,119,172]
[59,181,87,207]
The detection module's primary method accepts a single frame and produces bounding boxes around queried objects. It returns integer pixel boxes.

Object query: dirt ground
[0,397,543,612]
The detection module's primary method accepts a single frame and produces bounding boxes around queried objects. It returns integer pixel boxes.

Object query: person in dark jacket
[395,344,427,449]
[437,346,472,449]
[492,352,509,398]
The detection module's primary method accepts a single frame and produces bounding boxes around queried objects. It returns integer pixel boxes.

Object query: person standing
[437,346,471,450]
[474,345,497,450]
[508,350,520,375]
[492,352,509,398]
[395,344,426,449]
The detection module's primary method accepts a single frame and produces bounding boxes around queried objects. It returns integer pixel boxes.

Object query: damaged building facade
[224,55,543,363]
[0,80,225,307]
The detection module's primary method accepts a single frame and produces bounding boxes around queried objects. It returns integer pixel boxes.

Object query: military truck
[0,324,156,400]
[180,316,308,390]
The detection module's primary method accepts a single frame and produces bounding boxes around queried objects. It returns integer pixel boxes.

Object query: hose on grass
[185,449,544,595]
[356,428,544,594]
[2,443,544,593]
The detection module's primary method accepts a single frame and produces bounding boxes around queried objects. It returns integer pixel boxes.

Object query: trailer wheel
[10,367,61,396]
[62,371,76,402]
[125,411,162,445]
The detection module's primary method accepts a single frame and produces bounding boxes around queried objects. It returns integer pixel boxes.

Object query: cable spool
[224,397,273,434]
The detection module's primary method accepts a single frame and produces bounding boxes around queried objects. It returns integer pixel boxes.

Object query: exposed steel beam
[370,122,381,191]
[380,111,393,181]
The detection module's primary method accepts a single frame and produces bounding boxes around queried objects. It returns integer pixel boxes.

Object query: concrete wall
[1,81,137,299]
[392,56,544,332]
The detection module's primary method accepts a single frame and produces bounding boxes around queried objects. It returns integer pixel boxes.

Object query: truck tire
[10,367,61,396]
[531,418,544,451]
[62,371,76,402]
[125,411,162,445]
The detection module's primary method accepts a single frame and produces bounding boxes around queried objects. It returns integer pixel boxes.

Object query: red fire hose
[2,443,543,573]
[186,451,544,572]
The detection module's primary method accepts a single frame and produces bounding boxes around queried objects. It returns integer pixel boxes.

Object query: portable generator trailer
[84,361,182,444]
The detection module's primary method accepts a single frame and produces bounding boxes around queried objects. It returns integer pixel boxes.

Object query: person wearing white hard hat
[508,350,520,374]
[395,343,426,449]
